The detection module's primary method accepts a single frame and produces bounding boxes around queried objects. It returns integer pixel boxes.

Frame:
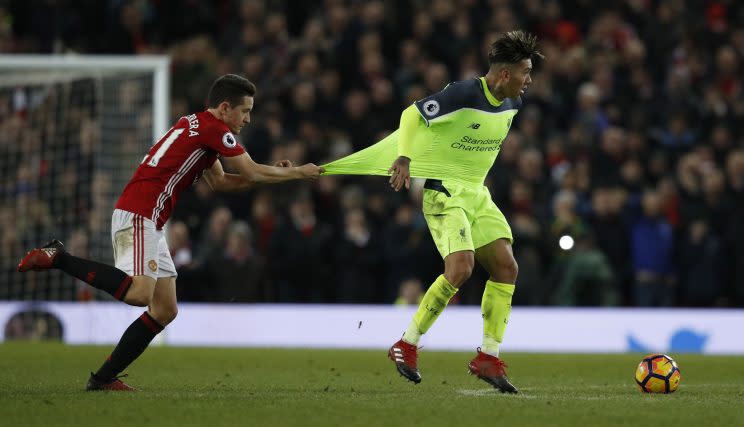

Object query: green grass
[1,343,743,426]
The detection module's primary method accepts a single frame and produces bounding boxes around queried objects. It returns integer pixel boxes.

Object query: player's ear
[500,66,511,81]
[217,101,232,119]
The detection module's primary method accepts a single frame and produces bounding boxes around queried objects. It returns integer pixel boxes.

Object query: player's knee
[448,261,474,287]
[124,278,155,307]
[451,270,471,287]
[506,258,519,282]
[497,257,518,284]
[151,305,177,326]
[167,305,178,323]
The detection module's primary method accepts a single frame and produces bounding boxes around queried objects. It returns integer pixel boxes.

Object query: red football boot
[85,373,136,391]
[388,339,421,384]
[17,240,65,272]
[468,348,518,393]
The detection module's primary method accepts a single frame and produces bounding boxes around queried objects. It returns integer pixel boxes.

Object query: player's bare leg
[389,251,474,383]
[469,239,518,393]
[147,276,178,326]
[87,276,175,391]
[122,276,158,307]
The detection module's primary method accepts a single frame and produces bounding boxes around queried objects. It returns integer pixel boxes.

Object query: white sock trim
[481,336,501,357]
[402,323,422,345]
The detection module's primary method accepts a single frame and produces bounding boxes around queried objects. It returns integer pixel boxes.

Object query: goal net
[0,55,170,304]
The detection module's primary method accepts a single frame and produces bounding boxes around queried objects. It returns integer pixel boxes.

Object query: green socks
[400,277,515,354]
[481,280,515,357]
[402,275,458,345]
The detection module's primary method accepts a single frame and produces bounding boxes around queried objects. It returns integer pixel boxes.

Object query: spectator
[382,203,435,302]
[194,206,233,267]
[268,193,333,302]
[631,189,676,306]
[394,278,424,306]
[334,208,382,303]
[172,180,222,240]
[168,221,193,270]
[551,232,618,306]
[207,221,266,302]
[591,127,626,187]
[574,82,608,139]
[678,220,723,307]
[2,1,743,307]
[588,187,632,304]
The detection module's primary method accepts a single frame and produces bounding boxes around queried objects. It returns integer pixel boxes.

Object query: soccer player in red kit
[17,74,323,391]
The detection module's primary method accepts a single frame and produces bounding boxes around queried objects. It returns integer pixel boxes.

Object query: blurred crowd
[1,0,744,307]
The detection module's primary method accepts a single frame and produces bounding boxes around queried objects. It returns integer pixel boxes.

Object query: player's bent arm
[387,105,421,191]
[202,159,250,192]
[397,104,421,160]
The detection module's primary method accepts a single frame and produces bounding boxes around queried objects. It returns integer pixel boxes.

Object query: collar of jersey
[479,77,503,108]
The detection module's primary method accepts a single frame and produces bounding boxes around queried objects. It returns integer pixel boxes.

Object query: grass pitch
[1,343,743,426]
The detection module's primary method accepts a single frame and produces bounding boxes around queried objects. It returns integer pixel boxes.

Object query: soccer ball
[635,354,681,393]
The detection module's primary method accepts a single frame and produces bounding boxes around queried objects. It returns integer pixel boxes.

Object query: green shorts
[422,179,513,259]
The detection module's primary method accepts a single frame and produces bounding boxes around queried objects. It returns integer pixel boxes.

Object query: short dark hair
[207,74,256,108]
[488,31,544,65]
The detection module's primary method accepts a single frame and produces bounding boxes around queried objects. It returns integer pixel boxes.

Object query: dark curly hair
[488,30,544,65]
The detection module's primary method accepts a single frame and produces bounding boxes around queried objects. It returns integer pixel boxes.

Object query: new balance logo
[468,123,481,129]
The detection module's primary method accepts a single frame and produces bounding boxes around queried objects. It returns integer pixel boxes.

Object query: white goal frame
[0,54,171,142]
[0,54,172,304]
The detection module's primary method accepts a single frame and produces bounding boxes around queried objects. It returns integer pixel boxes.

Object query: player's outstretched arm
[203,153,324,192]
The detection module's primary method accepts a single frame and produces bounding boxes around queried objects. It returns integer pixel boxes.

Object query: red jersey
[116,111,246,228]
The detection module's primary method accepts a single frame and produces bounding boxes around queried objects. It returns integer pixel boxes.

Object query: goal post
[0,55,170,142]
[0,55,170,304]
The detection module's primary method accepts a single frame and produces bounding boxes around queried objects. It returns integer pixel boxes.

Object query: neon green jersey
[322,77,522,186]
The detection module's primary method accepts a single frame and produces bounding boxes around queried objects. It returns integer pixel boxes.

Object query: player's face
[223,96,254,134]
[507,59,533,98]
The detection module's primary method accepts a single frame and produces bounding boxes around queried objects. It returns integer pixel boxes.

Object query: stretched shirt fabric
[322,77,522,186]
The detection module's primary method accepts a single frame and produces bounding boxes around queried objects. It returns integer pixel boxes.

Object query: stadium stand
[1,0,743,307]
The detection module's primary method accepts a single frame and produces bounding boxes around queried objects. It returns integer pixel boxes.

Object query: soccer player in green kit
[322,30,542,392]
[386,31,543,393]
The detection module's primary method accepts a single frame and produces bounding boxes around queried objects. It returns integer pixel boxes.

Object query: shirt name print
[186,114,200,137]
